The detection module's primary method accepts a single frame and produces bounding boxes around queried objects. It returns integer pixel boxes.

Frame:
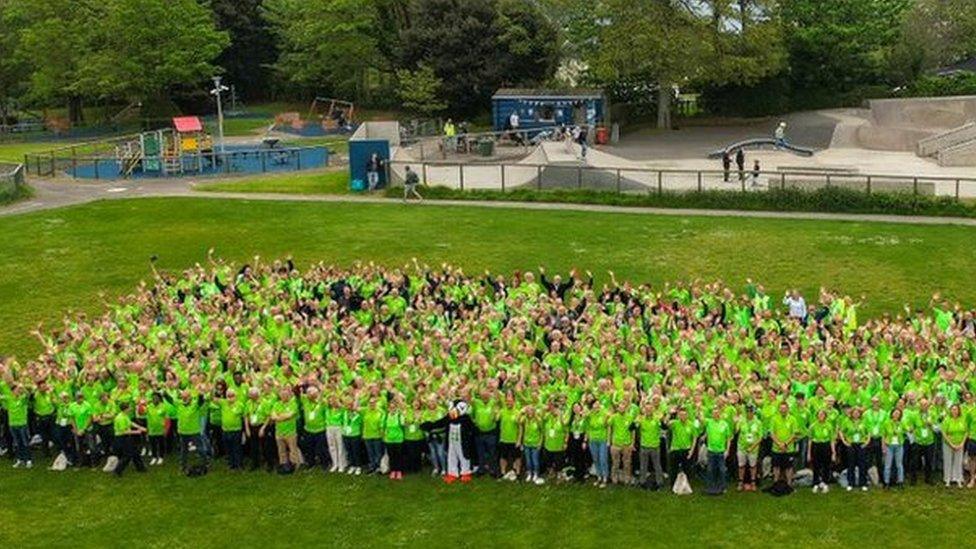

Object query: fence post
[500,164,506,192]
[422,163,428,185]
[458,164,464,191]
[537,165,542,190]
[94,158,100,180]
[697,171,702,192]
[261,151,267,173]
[616,169,621,194]
[296,150,302,171]
[781,172,786,190]
[956,179,961,201]
[657,171,663,195]
[913,177,918,196]
[826,174,831,188]
[577,166,583,189]
[866,176,872,195]
[50,153,55,176]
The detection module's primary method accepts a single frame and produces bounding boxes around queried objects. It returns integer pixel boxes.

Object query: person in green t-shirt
[167,389,209,473]
[144,393,171,466]
[472,391,500,478]
[300,386,328,471]
[111,401,147,477]
[542,402,569,480]
[881,407,907,487]
[807,408,836,493]
[32,383,56,458]
[636,401,665,488]
[361,397,386,474]
[220,389,247,470]
[909,400,937,485]
[770,402,800,485]
[326,396,348,473]
[497,396,522,481]
[342,397,365,475]
[941,404,967,486]
[608,401,636,485]
[704,407,732,494]
[736,406,763,492]
[2,384,32,467]
[585,400,611,486]
[383,400,406,479]
[520,406,544,484]
[272,388,302,470]
[668,407,700,488]
[839,407,869,490]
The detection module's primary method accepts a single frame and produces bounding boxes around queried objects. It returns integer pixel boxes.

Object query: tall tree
[0,0,31,121]
[211,0,277,101]
[890,0,976,83]
[264,0,382,99]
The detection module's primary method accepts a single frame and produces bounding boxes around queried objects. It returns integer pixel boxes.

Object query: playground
[20,115,330,181]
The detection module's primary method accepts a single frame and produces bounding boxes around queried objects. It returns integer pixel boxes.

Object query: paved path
[4,177,976,227]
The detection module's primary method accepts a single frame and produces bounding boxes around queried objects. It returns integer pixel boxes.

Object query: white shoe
[25,460,33,469]
[534,477,545,485]
[354,467,362,476]
[329,465,337,473]
[822,483,830,493]
[861,486,868,492]
[812,485,820,494]
[846,486,852,492]
[12,460,22,468]
[157,458,164,466]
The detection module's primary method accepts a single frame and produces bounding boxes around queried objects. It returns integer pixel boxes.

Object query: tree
[889,0,976,84]
[780,0,912,92]
[264,0,382,99]
[395,64,447,116]
[397,0,559,114]
[211,0,277,101]
[9,0,227,123]
[585,0,784,128]
[0,0,31,121]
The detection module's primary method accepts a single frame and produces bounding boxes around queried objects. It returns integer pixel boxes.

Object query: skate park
[387,96,976,197]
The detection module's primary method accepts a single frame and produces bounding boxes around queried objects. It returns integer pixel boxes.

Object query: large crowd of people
[2,256,975,495]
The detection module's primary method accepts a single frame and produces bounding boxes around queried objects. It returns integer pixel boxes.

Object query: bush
[383,185,976,218]
[0,182,33,205]
[897,73,976,98]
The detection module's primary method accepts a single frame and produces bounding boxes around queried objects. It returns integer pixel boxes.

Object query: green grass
[2,197,976,546]
[1,463,974,547]
[0,141,75,163]
[194,170,351,195]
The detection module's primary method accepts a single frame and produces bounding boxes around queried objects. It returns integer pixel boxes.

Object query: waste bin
[595,126,610,145]
[478,138,494,157]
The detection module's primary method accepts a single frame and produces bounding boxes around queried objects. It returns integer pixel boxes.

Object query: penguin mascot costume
[422,399,476,483]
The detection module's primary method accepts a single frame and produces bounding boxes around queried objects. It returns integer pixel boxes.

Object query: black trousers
[35,415,54,456]
[113,435,146,476]
[149,435,166,459]
[55,424,76,463]
[248,430,278,471]
[669,450,693,484]
[910,442,935,484]
[846,444,867,487]
[811,442,832,485]
[97,424,114,456]
[304,431,329,470]
[567,435,590,480]
[867,437,884,480]
[543,449,566,474]
[404,440,424,472]
[343,436,364,468]
[387,442,404,472]
[223,430,244,469]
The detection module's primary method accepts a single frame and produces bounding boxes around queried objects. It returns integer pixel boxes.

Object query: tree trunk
[68,96,84,126]
[657,82,672,130]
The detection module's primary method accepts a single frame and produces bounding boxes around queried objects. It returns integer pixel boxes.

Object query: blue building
[491,89,608,134]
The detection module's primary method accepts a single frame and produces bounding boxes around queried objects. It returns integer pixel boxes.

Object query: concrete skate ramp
[707,138,814,159]
[868,96,976,130]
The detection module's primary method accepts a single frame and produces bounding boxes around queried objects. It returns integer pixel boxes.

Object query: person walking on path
[735,149,746,182]
[403,166,423,202]
[722,151,732,182]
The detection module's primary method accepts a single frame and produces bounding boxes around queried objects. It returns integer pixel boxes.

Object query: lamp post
[211,76,229,155]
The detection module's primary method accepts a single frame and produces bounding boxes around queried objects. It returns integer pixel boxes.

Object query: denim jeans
[428,438,447,472]
[475,431,498,475]
[706,451,727,493]
[588,440,609,480]
[884,444,904,485]
[523,446,541,475]
[10,426,30,462]
[364,438,384,472]
[222,430,244,470]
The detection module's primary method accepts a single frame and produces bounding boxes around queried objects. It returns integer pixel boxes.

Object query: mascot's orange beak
[449,410,458,419]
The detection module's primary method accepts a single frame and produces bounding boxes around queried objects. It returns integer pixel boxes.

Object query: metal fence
[387,159,976,200]
[0,162,26,198]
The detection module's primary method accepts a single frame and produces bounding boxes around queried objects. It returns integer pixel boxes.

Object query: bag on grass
[102,456,119,473]
[672,472,693,495]
[50,452,68,471]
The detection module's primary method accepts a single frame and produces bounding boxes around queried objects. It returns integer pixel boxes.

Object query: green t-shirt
[343,410,363,437]
[840,416,868,445]
[113,412,133,437]
[220,400,245,432]
[770,413,799,452]
[543,412,568,452]
[809,418,835,443]
[942,415,968,447]
[863,408,888,439]
[585,410,609,442]
[473,399,498,433]
[69,401,95,433]
[638,413,663,449]
[705,417,731,453]
[362,407,385,440]
[669,418,699,452]
[146,402,170,436]
[273,398,299,437]
[737,416,764,451]
[3,393,29,427]
[499,407,520,444]
[34,391,56,417]
[301,397,327,434]
[882,417,906,445]
[383,412,405,444]
[174,398,204,435]
[522,416,543,448]
[610,411,636,447]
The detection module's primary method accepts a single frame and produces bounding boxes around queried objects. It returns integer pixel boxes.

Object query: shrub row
[383,185,976,218]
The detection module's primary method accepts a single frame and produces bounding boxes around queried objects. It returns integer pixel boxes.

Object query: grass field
[3,197,976,547]
[195,170,351,195]
[0,462,974,548]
